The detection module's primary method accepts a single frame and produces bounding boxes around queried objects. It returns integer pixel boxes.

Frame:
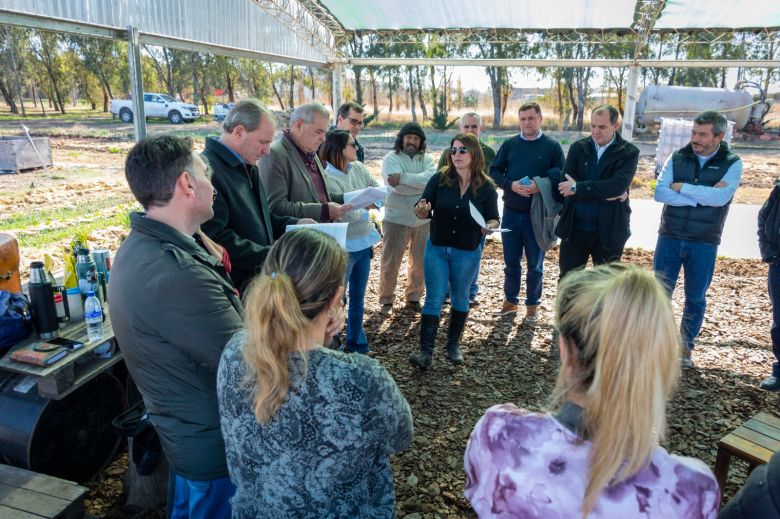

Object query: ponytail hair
[241,229,346,423]
[551,264,681,516]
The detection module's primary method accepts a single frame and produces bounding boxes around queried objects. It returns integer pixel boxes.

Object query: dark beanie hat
[398,122,426,141]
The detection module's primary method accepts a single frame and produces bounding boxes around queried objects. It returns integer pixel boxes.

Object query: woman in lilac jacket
[465,263,720,518]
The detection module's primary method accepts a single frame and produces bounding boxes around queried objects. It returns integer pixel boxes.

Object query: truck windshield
[159,94,177,103]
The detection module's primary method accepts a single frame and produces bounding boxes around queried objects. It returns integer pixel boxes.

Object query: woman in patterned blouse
[217,229,413,518]
[465,263,720,518]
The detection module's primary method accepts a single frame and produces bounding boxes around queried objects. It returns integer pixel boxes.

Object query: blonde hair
[551,264,681,516]
[241,229,346,424]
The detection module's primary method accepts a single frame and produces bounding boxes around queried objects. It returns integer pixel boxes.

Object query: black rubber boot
[409,314,439,370]
[446,309,468,365]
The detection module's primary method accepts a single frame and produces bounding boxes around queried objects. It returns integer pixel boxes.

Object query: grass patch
[0,195,133,231]
[107,146,122,154]
[15,202,138,249]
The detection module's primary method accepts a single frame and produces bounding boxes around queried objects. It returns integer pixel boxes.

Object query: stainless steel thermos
[28,261,70,339]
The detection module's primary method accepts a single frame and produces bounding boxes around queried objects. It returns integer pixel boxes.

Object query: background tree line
[0,26,777,130]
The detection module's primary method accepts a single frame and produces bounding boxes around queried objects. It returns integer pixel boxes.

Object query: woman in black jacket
[409,133,499,369]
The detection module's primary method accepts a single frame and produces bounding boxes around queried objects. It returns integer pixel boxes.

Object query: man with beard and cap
[379,122,437,316]
[653,110,742,368]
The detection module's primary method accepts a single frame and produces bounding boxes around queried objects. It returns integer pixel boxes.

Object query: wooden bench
[0,464,88,518]
[714,411,780,491]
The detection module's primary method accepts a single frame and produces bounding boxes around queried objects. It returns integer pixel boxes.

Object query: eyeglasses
[212,187,218,201]
[347,117,363,127]
[346,142,358,149]
[449,146,470,155]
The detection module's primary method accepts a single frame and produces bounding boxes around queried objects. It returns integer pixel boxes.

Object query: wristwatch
[570,182,577,194]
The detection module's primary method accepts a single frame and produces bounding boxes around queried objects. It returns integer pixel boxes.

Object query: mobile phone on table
[44,337,85,351]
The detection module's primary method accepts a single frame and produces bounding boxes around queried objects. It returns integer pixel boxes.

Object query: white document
[286,222,349,248]
[468,201,510,232]
[343,186,388,210]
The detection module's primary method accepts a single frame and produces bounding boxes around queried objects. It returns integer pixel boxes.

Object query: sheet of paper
[343,186,388,210]
[286,222,349,248]
[468,201,511,232]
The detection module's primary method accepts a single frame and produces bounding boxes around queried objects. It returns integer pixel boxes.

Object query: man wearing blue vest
[653,111,742,368]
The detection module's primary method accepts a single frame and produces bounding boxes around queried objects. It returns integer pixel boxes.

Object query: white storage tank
[636,85,753,130]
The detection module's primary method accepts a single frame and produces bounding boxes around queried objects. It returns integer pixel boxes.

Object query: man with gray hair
[653,110,742,368]
[260,102,351,222]
[202,98,314,291]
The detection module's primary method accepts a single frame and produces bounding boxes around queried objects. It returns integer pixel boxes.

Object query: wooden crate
[0,464,88,518]
[0,137,53,174]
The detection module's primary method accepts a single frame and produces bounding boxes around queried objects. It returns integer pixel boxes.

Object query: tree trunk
[387,75,394,113]
[486,66,502,129]
[271,79,285,111]
[368,67,378,115]
[0,77,18,114]
[307,67,316,100]
[102,88,109,112]
[556,69,565,120]
[288,66,295,110]
[407,67,417,122]
[226,71,235,102]
[566,74,577,131]
[415,67,427,120]
[354,66,364,106]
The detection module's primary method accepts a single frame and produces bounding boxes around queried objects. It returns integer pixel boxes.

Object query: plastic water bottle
[84,291,104,342]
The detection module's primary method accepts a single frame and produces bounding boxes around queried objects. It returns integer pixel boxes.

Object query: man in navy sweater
[490,103,565,320]
[556,104,639,280]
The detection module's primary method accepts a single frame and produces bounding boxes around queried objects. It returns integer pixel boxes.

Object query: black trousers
[559,230,624,281]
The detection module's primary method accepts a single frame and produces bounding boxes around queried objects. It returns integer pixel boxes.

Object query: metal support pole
[621,65,640,142]
[331,63,343,125]
[127,26,146,141]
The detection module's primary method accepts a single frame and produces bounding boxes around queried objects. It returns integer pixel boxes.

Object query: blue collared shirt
[519,131,543,142]
[593,134,616,162]
[654,150,743,207]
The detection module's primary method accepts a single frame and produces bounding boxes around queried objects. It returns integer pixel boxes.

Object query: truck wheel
[120,109,133,123]
[168,111,183,124]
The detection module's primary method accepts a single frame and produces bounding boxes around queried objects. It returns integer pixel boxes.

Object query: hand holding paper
[468,201,509,233]
[343,186,388,210]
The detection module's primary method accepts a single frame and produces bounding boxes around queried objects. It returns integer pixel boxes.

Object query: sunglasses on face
[450,146,470,155]
[346,142,358,149]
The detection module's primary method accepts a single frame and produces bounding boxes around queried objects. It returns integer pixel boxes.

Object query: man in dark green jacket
[555,104,639,280]
[109,135,243,518]
[202,99,312,291]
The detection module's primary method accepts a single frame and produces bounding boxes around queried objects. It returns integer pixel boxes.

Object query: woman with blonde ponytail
[464,263,720,518]
[217,229,412,518]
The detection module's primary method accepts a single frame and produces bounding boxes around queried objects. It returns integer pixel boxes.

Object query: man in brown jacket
[259,103,352,222]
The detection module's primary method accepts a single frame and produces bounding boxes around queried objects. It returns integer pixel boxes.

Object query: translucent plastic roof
[655,0,780,30]
[319,0,638,31]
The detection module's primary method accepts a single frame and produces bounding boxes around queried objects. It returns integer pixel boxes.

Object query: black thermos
[28,261,70,339]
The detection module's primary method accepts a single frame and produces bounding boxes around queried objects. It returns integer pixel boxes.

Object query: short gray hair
[460,112,482,128]
[223,98,273,133]
[289,103,330,125]
[694,111,728,136]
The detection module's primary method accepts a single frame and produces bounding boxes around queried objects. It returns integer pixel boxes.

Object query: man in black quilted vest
[653,111,742,368]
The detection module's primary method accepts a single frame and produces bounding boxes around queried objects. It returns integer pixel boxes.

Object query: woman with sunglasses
[410,133,499,369]
[319,129,383,356]
[464,264,719,518]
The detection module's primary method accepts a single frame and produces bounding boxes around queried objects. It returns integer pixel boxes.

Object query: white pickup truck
[110,93,200,124]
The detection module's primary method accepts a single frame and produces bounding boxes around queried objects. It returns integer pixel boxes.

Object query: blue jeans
[423,240,482,315]
[769,262,780,377]
[501,207,544,305]
[653,235,718,350]
[170,473,235,519]
[345,247,371,353]
[447,235,485,300]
